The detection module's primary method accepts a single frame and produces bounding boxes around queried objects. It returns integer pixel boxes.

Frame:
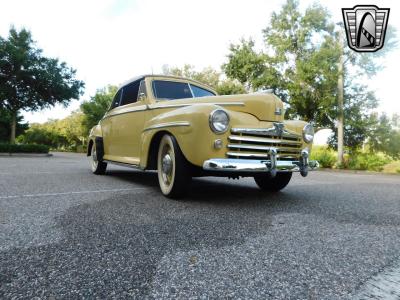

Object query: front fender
[140,104,229,168]
[89,124,102,139]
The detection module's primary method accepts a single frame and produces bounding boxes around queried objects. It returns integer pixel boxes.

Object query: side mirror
[138,92,146,102]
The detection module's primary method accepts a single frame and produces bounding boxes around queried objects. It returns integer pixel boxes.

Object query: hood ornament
[273,122,284,137]
[275,107,282,115]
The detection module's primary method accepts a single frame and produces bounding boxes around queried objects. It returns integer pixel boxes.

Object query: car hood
[152,93,284,122]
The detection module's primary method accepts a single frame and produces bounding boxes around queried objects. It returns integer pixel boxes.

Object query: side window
[190,84,215,97]
[110,89,122,109]
[120,80,140,106]
[138,80,147,100]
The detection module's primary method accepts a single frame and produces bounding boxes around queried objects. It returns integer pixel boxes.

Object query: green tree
[367,113,400,159]
[0,27,84,143]
[224,0,396,151]
[0,108,28,142]
[216,79,246,95]
[162,64,246,95]
[17,122,65,148]
[57,111,86,149]
[223,40,266,92]
[80,85,117,134]
[18,111,86,151]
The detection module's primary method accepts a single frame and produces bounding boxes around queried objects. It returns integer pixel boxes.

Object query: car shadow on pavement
[106,169,293,205]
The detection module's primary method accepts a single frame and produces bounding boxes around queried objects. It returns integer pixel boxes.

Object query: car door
[101,89,122,161]
[101,79,147,165]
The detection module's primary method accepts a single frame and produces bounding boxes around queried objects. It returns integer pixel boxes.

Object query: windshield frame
[151,79,216,101]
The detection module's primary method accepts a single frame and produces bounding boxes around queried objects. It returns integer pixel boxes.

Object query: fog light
[214,139,223,149]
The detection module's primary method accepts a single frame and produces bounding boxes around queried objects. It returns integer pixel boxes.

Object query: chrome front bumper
[203,150,318,177]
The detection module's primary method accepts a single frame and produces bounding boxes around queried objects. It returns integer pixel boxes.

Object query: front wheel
[157,134,191,198]
[254,172,292,192]
[90,142,107,175]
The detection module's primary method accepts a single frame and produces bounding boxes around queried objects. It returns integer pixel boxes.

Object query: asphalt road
[1,152,400,299]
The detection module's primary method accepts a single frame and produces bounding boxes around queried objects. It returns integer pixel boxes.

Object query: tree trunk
[10,111,17,144]
[337,30,344,166]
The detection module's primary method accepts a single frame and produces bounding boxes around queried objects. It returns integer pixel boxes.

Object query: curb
[318,168,400,176]
[0,153,53,157]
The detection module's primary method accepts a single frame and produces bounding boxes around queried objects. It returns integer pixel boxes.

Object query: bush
[347,152,391,172]
[310,146,336,168]
[0,143,50,154]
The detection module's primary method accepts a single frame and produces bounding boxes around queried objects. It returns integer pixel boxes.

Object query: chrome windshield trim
[143,121,190,132]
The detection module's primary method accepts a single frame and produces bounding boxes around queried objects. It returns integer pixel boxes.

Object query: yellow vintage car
[87,75,318,198]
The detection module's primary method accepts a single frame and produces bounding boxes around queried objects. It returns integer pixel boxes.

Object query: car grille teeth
[227,130,302,161]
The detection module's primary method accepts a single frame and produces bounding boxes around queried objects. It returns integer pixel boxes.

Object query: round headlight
[303,123,314,143]
[209,109,229,134]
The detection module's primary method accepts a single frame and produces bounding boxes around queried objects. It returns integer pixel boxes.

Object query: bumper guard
[203,149,318,177]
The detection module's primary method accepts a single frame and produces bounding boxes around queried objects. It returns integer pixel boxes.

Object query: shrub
[347,152,391,172]
[0,143,50,154]
[310,146,336,168]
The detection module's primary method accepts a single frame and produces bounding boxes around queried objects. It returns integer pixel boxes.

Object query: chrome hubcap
[160,146,173,186]
[162,154,172,175]
[91,146,98,170]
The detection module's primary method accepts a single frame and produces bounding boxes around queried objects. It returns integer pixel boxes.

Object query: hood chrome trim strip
[143,121,190,132]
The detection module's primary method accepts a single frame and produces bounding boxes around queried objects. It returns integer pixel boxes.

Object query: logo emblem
[273,122,284,137]
[342,5,390,52]
[274,107,282,116]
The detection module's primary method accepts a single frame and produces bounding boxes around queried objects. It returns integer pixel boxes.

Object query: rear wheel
[254,172,292,192]
[157,134,191,198]
[90,142,107,175]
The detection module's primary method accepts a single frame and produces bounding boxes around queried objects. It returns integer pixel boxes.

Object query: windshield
[152,80,215,100]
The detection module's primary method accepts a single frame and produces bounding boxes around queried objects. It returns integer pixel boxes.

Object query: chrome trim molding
[231,125,299,139]
[227,144,300,153]
[143,121,190,132]
[214,102,245,107]
[228,135,302,146]
[103,160,144,170]
[226,152,269,158]
[149,103,191,109]
[103,105,148,119]
[149,102,245,110]
[203,158,319,173]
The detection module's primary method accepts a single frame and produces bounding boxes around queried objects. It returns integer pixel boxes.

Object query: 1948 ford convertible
[87,75,318,198]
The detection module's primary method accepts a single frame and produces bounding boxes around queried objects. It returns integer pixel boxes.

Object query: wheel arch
[146,130,170,170]
[87,139,94,157]
[87,137,105,161]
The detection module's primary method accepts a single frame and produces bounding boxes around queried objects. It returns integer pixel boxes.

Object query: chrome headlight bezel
[209,109,230,134]
[302,123,314,143]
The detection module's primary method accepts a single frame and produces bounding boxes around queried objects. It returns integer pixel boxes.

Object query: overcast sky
[1,0,399,141]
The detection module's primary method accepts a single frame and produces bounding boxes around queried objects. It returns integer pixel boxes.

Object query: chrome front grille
[227,127,303,160]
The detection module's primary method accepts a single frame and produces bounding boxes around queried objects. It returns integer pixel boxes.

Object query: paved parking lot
[1,152,400,299]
